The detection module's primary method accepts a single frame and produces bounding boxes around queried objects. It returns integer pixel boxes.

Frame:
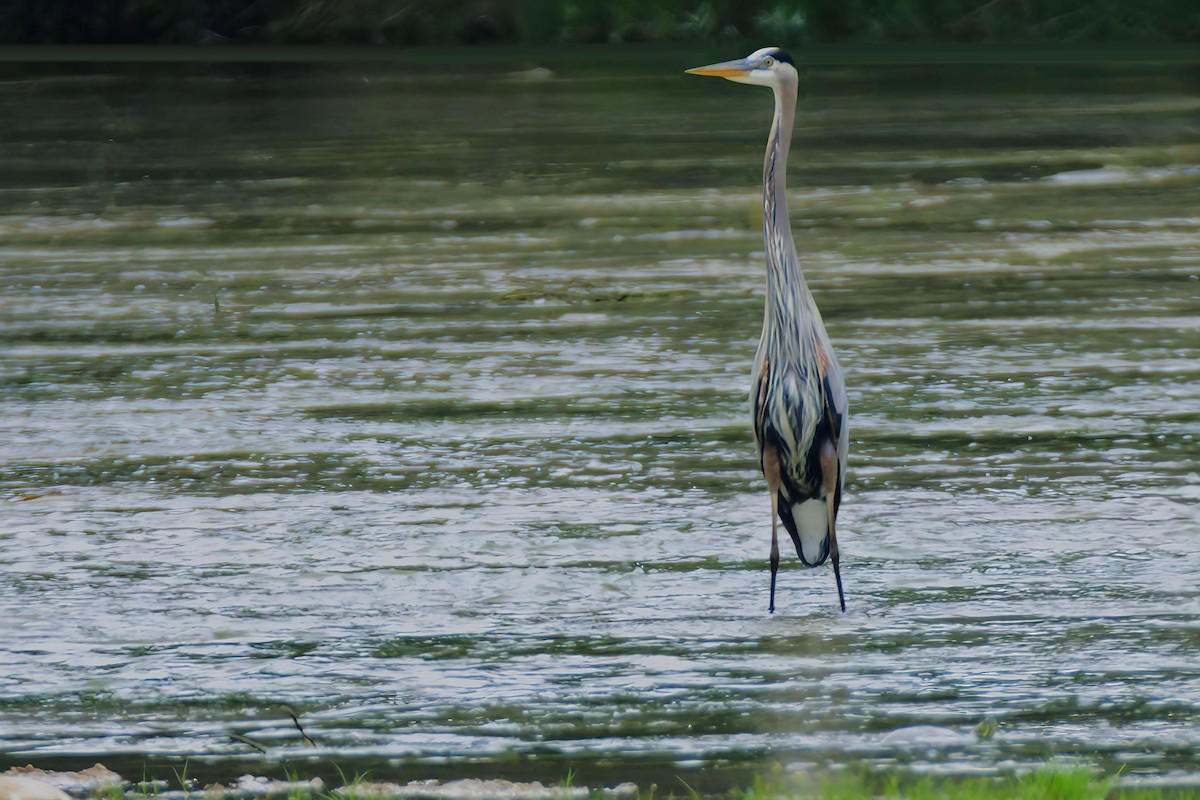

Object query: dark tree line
[1,0,1196,44]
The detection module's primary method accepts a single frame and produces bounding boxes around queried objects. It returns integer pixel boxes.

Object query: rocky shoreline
[0,767,638,800]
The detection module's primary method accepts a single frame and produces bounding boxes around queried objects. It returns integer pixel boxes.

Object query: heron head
[685,46,797,89]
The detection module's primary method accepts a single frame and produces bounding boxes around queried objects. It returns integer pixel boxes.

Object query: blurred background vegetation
[1,0,1197,45]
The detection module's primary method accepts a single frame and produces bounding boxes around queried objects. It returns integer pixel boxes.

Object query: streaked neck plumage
[761,78,817,332]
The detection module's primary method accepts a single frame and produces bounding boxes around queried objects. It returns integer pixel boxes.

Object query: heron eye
[762,56,774,67]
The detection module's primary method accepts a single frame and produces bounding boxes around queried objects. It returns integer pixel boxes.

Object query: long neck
[761,82,811,316]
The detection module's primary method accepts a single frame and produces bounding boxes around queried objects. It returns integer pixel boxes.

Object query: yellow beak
[685,59,752,78]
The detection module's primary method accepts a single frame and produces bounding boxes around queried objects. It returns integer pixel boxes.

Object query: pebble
[0,777,72,800]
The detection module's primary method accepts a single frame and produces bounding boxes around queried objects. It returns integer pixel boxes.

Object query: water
[1,50,1198,790]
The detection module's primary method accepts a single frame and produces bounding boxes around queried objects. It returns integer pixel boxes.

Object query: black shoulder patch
[771,49,795,66]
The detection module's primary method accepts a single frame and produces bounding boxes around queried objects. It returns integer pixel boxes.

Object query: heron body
[688,47,849,613]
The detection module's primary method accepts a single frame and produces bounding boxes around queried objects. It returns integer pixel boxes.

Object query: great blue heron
[687,47,848,613]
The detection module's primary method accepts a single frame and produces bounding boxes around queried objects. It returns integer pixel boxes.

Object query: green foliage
[3,0,1198,44]
[975,716,999,739]
[733,765,1129,800]
[906,767,1096,800]
[170,759,191,800]
[676,777,703,800]
[720,764,1200,800]
[677,3,721,42]
[49,763,1200,800]
[755,3,808,42]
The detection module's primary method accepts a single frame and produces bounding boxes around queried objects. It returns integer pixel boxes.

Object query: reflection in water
[0,54,1198,788]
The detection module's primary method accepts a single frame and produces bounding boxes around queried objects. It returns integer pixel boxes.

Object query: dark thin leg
[830,530,846,613]
[832,552,846,612]
[769,504,780,613]
[818,439,846,613]
[762,442,783,615]
[826,491,846,613]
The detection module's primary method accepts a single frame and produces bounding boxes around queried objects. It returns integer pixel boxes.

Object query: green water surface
[0,48,1198,791]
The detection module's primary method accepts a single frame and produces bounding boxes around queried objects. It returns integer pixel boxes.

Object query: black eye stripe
[770,49,795,66]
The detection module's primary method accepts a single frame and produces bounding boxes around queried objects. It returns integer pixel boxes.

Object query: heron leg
[762,442,782,614]
[769,493,780,613]
[828,499,845,613]
[820,438,846,613]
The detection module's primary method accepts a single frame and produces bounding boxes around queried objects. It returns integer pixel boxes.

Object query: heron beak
[685,59,752,79]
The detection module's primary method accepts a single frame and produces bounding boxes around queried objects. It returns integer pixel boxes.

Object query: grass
[58,763,1198,800]
[329,763,374,800]
[728,765,1193,800]
[168,759,190,800]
